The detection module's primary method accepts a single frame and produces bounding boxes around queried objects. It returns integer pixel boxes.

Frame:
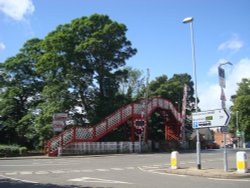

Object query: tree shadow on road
[0,178,112,188]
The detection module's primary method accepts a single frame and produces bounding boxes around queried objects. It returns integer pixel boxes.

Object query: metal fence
[59,141,152,156]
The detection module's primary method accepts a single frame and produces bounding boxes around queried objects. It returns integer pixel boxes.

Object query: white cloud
[0,0,35,21]
[0,42,5,51]
[199,58,250,111]
[218,34,243,52]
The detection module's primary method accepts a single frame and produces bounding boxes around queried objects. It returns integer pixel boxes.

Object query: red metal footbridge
[45,97,184,156]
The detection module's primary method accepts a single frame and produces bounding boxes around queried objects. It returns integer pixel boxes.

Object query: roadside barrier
[171,151,179,169]
[236,151,248,173]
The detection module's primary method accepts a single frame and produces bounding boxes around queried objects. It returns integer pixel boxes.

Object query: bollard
[236,151,248,173]
[171,151,180,169]
[58,147,62,157]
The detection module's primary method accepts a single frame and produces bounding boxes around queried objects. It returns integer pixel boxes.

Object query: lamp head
[183,17,193,24]
[219,61,233,67]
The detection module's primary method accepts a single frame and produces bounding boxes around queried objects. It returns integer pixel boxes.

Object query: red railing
[46,97,183,156]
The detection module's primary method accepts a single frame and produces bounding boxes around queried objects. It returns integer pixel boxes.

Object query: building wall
[214,132,233,147]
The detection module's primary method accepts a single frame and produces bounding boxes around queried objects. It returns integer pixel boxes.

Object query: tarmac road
[0,149,249,188]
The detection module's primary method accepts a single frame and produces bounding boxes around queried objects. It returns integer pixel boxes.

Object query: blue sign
[193,122,199,129]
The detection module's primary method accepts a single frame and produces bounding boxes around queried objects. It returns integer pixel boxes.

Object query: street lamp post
[218,61,232,172]
[182,17,201,170]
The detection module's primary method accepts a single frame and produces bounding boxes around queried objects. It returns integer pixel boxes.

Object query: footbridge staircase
[45,97,184,156]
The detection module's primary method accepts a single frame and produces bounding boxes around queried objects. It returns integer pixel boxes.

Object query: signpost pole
[222,88,228,172]
[192,108,231,172]
[218,62,232,172]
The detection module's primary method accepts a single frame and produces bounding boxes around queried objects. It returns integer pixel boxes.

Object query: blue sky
[0,0,250,111]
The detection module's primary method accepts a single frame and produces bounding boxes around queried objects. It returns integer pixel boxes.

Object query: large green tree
[37,14,136,124]
[118,66,145,99]
[147,73,196,113]
[36,14,137,125]
[230,78,250,141]
[0,38,44,147]
[0,14,137,148]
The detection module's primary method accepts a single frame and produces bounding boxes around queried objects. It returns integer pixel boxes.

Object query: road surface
[0,149,249,188]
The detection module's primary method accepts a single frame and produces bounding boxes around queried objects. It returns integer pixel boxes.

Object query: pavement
[165,167,250,179]
[1,154,250,179]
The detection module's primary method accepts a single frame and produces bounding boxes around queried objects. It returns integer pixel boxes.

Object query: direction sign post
[192,109,231,129]
[192,108,231,172]
[217,61,233,172]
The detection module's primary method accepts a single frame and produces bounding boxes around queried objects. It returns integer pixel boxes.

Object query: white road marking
[1,165,139,177]
[0,175,38,184]
[110,168,123,171]
[67,169,81,173]
[35,171,49,175]
[125,167,135,170]
[79,169,94,172]
[68,177,133,184]
[0,163,73,167]
[20,171,33,175]
[142,166,159,169]
[50,170,66,174]
[138,166,187,177]
[5,172,17,175]
[152,165,162,167]
[208,178,250,182]
[96,169,110,172]
[152,171,187,177]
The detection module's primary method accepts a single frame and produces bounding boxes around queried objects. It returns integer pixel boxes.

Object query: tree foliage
[144,73,196,141]
[146,73,196,114]
[0,14,198,148]
[230,78,250,141]
[118,66,145,99]
[0,38,44,148]
[0,14,136,148]
[36,14,137,124]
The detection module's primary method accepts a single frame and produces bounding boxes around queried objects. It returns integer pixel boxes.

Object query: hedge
[0,145,27,157]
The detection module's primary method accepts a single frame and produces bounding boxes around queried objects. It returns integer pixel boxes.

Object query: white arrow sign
[192,109,230,129]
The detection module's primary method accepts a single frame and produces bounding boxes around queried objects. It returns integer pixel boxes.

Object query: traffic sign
[192,109,231,129]
[135,120,145,127]
[218,67,226,88]
[53,113,68,120]
[221,126,229,133]
[52,120,65,132]
[134,119,146,128]
[135,128,143,136]
[236,131,242,137]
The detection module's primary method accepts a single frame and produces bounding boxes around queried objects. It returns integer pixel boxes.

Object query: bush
[0,145,27,157]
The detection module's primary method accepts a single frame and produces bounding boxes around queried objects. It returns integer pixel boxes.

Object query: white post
[58,147,62,157]
[236,151,248,173]
[171,151,180,169]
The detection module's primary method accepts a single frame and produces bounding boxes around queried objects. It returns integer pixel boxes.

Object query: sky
[0,0,250,111]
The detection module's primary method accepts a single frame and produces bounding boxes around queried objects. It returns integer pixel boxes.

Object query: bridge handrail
[46,97,183,156]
